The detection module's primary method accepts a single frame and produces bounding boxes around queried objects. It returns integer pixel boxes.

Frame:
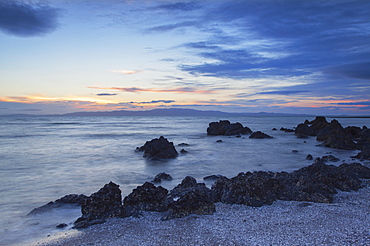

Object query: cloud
[132,100,175,104]
[255,90,310,96]
[0,1,59,37]
[151,1,201,12]
[97,93,117,96]
[110,70,142,75]
[324,62,370,80]
[88,86,217,94]
[334,101,370,106]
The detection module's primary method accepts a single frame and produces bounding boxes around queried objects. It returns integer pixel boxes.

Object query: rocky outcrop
[136,136,178,159]
[123,182,172,214]
[74,182,125,229]
[28,194,87,215]
[352,150,370,160]
[207,120,252,136]
[249,131,273,139]
[163,177,215,220]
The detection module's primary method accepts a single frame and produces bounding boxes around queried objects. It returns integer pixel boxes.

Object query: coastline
[33,182,370,246]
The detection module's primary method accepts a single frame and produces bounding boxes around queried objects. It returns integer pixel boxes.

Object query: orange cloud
[88,86,217,94]
[110,70,142,75]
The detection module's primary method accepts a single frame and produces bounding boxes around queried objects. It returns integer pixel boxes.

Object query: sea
[0,115,369,245]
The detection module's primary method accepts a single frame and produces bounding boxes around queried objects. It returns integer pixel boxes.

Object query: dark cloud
[324,62,370,80]
[151,1,201,11]
[97,93,117,96]
[0,1,59,37]
[132,100,175,104]
[335,101,370,106]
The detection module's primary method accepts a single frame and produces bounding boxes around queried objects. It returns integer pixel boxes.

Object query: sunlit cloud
[110,70,143,75]
[88,86,217,94]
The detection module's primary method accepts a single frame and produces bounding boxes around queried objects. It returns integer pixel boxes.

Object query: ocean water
[0,115,369,245]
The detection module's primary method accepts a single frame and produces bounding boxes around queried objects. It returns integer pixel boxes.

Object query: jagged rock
[306,154,313,160]
[123,182,172,214]
[319,134,357,150]
[249,131,273,139]
[170,176,198,198]
[74,182,124,229]
[152,172,173,183]
[295,123,315,137]
[136,136,178,159]
[280,127,294,132]
[207,120,252,136]
[28,194,87,215]
[212,171,281,207]
[162,183,215,220]
[178,143,189,146]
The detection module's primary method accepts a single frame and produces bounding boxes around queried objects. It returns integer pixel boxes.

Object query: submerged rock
[136,136,178,159]
[152,172,173,183]
[28,194,87,215]
[249,131,273,139]
[207,120,252,136]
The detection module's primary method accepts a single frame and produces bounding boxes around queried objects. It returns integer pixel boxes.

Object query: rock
[203,175,225,181]
[162,184,215,220]
[123,182,172,214]
[216,140,223,143]
[56,223,68,228]
[178,143,189,146]
[28,194,87,215]
[272,128,277,131]
[170,176,198,198]
[306,154,313,160]
[152,172,173,183]
[180,149,188,154]
[295,123,315,137]
[207,120,252,136]
[74,182,125,229]
[249,131,273,139]
[212,171,282,207]
[321,155,340,162]
[297,134,309,139]
[352,150,370,160]
[136,136,178,159]
[292,150,299,153]
[319,134,357,150]
[280,127,294,132]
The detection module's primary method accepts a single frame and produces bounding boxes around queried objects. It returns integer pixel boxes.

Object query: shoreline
[33,182,370,246]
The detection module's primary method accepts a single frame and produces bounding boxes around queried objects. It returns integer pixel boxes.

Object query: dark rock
[178,143,189,146]
[280,127,294,132]
[306,154,313,160]
[180,149,188,154]
[152,172,173,183]
[123,182,172,214]
[203,175,225,181]
[292,150,299,153]
[297,134,309,139]
[74,182,124,229]
[272,128,277,131]
[249,131,273,139]
[314,157,323,163]
[162,184,215,220]
[170,176,198,198]
[56,223,68,228]
[207,120,252,136]
[136,136,178,159]
[28,194,87,215]
[319,134,357,150]
[212,171,282,207]
[352,150,370,160]
[295,123,315,137]
[216,140,223,143]
[321,155,340,162]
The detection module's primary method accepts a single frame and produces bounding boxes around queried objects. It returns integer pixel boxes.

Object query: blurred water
[0,115,368,245]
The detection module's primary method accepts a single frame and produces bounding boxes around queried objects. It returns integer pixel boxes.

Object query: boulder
[295,123,315,137]
[321,155,340,162]
[306,154,313,160]
[207,120,252,136]
[28,194,87,215]
[136,136,178,159]
[352,150,370,160]
[162,182,215,220]
[74,182,125,229]
[249,131,273,139]
[152,172,173,183]
[123,182,172,214]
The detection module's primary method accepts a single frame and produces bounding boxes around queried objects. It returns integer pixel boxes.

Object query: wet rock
[203,175,225,181]
[216,139,223,143]
[306,154,313,160]
[280,127,294,132]
[319,134,357,150]
[295,123,315,137]
[249,131,273,139]
[292,150,299,153]
[180,149,188,154]
[56,223,68,228]
[152,172,173,183]
[170,176,198,198]
[74,182,125,229]
[28,194,87,215]
[207,120,252,136]
[162,184,215,220]
[178,143,189,146]
[272,128,277,131]
[297,134,309,139]
[352,150,370,160]
[321,155,340,162]
[136,136,178,159]
[123,182,172,214]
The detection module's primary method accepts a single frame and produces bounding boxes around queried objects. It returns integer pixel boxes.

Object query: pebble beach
[32,182,370,246]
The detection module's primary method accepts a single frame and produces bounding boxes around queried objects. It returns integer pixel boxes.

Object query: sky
[1,0,370,115]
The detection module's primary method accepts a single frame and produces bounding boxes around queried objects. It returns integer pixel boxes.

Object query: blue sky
[1,0,369,115]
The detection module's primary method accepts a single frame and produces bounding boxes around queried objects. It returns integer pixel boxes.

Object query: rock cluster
[136,136,178,159]
[207,120,252,136]
[295,116,370,150]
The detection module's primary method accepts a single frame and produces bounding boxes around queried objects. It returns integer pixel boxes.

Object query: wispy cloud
[96,93,117,96]
[0,1,59,37]
[110,70,143,75]
[131,100,175,104]
[88,86,217,94]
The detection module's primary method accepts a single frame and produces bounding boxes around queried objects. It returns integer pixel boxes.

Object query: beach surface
[32,182,370,246]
